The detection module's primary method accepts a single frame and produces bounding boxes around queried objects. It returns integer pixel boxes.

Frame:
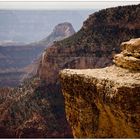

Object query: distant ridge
[0,22,75,87]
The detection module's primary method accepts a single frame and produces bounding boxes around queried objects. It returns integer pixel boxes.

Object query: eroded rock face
[1,4,140,138]
[38,4,140,82]
[114,38,140,70]
[121,38,140,54]
[60,38,140,138]
[60,67,140,138]
[52,22,75,38]
[37,22,75,46]
[36,5,140,138]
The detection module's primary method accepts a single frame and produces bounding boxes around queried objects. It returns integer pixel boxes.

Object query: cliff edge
[60,38,140,138]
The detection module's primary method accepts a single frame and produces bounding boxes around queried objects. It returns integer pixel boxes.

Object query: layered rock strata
[60,38,140,138]
[114,38,140,70]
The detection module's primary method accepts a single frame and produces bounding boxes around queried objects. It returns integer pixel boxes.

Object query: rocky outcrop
[36,5,140,138]
[0,4,140,138]
[38,4,140,81]
[36,6,140,138]
[60,38,140,138]
[114,38,140,70]
[33,22,75,47]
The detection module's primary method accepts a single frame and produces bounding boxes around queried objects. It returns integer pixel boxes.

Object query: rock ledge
[60,38,140,138]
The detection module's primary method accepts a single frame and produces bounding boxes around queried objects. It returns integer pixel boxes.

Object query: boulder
[114,38,140,70]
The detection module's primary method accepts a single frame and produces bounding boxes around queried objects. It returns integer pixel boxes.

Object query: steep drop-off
[0,4,140,138]
[60,38,140,138]
[0,23,75,137]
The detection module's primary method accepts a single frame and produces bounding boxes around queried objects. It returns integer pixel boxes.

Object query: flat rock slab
[60,65,140,138]
[61,65,140,86]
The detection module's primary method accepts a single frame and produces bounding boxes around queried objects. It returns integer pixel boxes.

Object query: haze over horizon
[0,10,94,43]
[0,1,139,43]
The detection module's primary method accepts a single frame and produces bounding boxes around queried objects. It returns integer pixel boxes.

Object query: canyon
[38,4,140,82]
[0,10,91,43]
[0,22,75,87]
[0,4,139,138]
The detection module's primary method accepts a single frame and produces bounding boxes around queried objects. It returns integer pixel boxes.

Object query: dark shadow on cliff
[34,80,73,138]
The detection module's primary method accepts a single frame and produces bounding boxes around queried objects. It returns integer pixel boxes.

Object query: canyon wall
[60,38,140,138]
[38,4,140,82]
[0,22,75,87]
[37,6,140,137]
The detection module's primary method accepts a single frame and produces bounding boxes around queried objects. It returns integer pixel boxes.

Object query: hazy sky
[0,1,139,10]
